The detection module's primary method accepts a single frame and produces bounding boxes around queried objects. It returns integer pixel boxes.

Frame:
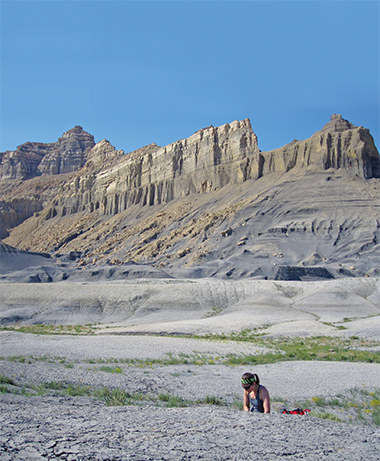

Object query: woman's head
[241,372,260,390]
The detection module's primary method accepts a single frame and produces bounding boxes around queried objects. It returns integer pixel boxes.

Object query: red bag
[282,408,311,415]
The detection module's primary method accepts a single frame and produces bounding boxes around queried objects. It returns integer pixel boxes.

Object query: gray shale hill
[0,114,379,281]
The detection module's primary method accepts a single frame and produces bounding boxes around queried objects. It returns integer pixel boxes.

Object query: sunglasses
[242,384,253,390]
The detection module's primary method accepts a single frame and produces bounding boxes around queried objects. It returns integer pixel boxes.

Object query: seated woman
[241,372,270,413]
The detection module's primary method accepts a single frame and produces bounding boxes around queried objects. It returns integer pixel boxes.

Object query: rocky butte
[0,114,379,282]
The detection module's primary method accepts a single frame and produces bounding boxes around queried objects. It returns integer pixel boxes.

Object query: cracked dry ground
[1,394,380,460]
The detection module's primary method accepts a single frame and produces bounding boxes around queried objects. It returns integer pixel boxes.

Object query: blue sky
[1,1,379,154]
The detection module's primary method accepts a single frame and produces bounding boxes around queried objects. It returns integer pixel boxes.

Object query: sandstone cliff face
[38,126,95,175]
[0,126,95,180]
[56,114,378,219]
[1,115,379,276]
[261,114,379,179]
[65,118,260,216]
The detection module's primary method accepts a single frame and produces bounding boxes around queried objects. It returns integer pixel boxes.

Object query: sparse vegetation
[158,392,188,407]
[203,306,224,318]
[97,365,123,374]
[0,385,9,394]
[0,374,15,385]
[0,376,225,409]
[310,410,342,422]
[2,324,379,365]
[65,385,92,397]
[95,388,135,406]
[2,327,380,427]
[2,335,379,368]
[1,367,380,425]
[203,395,224,406]
[191,334,380,365]
[44,381,65,390]
[0,324,96,335]
[285,387,380,426]
[6,355,68,364]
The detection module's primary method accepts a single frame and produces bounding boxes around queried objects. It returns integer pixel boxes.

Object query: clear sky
[1,0,379,154]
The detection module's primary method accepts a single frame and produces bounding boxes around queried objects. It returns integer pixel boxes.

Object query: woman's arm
[243,389,250,412]
[260,387,271,413]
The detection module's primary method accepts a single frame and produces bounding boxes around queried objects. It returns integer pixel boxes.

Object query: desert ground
[1,277,380,460]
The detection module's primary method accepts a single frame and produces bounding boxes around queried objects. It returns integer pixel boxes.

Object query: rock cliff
[1,114,379,280]
[49,115,379,220]
[0,126,95,180]
[261,114,379,179]
[60,118,260,216]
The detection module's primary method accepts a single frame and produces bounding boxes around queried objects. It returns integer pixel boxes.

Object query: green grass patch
[311,396,327,407]
[0,324,96,335]
[158,392,188,407]
[5,354,68,364]
[0,374,15,385]
[232,397,244,411]
[203,395,224,406]
[203,306,224,318]
[310,410,343,422]
[65,385,92,397]
[373,408,380,426]
[98,366,123,374]
[44,381,65,390]
[0,384,10,393]
[96,388,133,406]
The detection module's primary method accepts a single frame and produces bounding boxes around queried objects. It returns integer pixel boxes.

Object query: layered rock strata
[0,126,95,180]
[261,114,379,179]
[0,114,379,280]
[57,118,260,217]
[4,114,376,226]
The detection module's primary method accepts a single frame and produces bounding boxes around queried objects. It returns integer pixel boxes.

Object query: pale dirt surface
[1,277,380,460]
[1,395,380,461]
[1,331,380,401]
[1,278,380,340]
[1,331,380,460]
